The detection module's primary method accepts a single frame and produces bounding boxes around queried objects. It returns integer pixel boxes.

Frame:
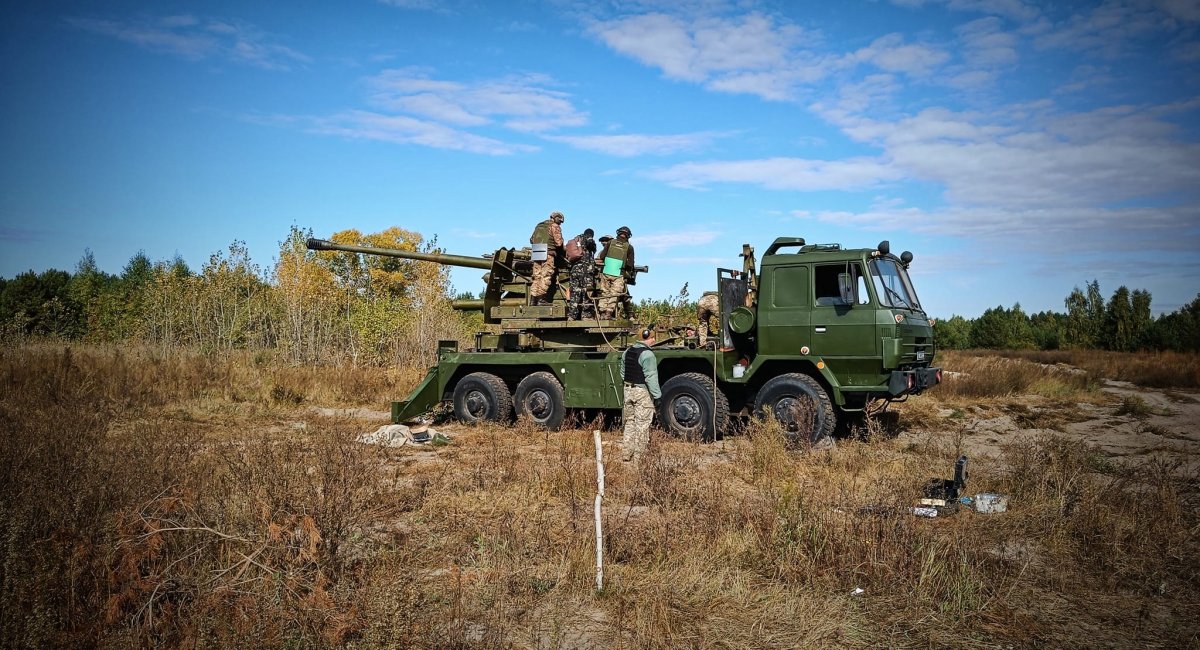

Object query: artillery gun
[309,235,941,442]
[306,237,648,351]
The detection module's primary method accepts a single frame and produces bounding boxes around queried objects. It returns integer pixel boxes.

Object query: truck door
[758,264,811,355]
[811,262,878,385]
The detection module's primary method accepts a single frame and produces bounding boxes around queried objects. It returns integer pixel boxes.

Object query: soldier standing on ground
[565,228,597,320]
[595,226,634,319]
[620,328,660,462]
[529,211,565,306]
[697,291,720,346]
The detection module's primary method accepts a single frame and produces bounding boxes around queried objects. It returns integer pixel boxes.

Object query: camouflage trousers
[621,384,654,461]
[697,293,720,344]
[531,258,556,299]
[567,261,594,319]
[598,274,627,316]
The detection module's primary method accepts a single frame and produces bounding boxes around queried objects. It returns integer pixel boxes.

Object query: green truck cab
[308,236,941,444]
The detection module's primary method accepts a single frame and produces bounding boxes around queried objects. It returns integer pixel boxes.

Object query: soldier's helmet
[550,211,565,223]
[617,226,632,237]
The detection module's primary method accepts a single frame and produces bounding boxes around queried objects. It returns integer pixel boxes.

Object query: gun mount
[306,237,645,351]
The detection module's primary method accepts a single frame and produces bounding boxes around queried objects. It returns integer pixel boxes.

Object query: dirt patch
[900,378,1200,478]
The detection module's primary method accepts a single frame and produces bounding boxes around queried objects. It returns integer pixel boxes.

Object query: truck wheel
[659,372,729,441]
[514,371,566,430]
[452,372,513,425]
[754,373,835,445]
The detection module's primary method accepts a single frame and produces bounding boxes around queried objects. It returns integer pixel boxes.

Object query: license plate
[916,351,926,361]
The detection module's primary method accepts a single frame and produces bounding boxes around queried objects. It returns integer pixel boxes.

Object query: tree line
[2,230,1197,358]
[932,280,1200,352]
[0,226,479,367]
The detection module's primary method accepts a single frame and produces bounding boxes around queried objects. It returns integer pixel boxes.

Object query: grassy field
[1,344,1197,648]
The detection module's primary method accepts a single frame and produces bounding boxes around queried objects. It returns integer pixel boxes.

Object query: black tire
[514,371,566,430]
[659,372,730,441]
[754,373,836,444]
[452,372,513,425]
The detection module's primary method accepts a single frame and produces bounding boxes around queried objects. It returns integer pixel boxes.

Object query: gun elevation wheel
[754,373,835,444]
[659,372,729,441]
[452,372,513,424]
[514,371,566,430]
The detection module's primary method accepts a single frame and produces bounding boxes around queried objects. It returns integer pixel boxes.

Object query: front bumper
[888,367,942,396]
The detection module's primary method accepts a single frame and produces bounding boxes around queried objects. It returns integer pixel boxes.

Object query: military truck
[306,236,941,443]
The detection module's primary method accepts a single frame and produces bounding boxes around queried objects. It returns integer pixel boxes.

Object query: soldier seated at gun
[595,226,635,320]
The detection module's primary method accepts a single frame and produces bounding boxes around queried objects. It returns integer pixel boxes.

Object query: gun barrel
[306,238,492,270]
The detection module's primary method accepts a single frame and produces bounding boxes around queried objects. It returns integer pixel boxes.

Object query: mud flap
[391,366,441,423]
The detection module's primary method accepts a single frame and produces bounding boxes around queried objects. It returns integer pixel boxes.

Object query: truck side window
[771,266,808,307]
[813,263,868,306]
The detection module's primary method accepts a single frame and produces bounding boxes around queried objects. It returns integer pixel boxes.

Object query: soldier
[595,226,634,319]
[565,228,597,320]
[697,291,720,346]
[620,327,661,463]
[529,211,565,306]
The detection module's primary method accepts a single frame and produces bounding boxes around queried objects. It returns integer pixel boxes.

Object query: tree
[1131,289,1152,349]
[1104,286,1135,351]
[0,269,81,337]
[1030,310,1066,350]
[933,315,971,349]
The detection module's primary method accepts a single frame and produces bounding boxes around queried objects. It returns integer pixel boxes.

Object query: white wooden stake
[593,429,605,592]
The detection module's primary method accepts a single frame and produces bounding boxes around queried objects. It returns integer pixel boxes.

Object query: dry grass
[936,350,1102,403]
[1,344,1198,648]
[985,349,1200,390]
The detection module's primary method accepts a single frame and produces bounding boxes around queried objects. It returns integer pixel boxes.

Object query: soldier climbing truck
[306,235,941,443]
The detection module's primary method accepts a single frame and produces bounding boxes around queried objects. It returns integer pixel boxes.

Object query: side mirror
[838,272,857,305]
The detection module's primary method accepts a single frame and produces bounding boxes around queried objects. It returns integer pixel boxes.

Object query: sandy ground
[904,379,1200,477]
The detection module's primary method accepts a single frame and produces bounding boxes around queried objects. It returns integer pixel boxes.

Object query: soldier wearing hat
[595,226,634,319]
[529,211,565,306]
[620,326,660,463]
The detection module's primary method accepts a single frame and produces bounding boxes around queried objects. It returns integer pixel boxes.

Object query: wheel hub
[465,390,488,417]
[772,396,812,432]
[526,390,551,420]
[671,395,702,428]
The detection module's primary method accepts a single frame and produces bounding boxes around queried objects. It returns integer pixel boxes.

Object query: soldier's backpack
[564,235,585,262]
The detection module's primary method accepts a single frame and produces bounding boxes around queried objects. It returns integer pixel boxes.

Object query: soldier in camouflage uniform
[529,211,565,305]
[566,228,597,320]
[697,291,720,346]
[620,328,660,462]
[595,226,634,319]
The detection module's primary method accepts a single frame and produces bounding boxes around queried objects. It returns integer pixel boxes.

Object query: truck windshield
[870,259,921,310]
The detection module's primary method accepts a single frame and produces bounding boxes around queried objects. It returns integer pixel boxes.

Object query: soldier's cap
[599,234,613,243]
[583,228,594,237]
[550,211,565,222]
[617,226,632,237]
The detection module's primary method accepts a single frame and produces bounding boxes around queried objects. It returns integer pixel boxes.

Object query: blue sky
[2,0,1198,317]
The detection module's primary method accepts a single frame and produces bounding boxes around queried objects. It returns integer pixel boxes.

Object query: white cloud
[368,70,588,132]
[588,11,827,101]
[633,229,723,253]
[377,0,442,10]
[956,17,1019,66]
[889,0,1042,23]
[646,156,903,191]
[67,15,309,70]
[299,110,538,155]
[544,131,730,156]
[847,33,950,76]
[1033,1,1182,57]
